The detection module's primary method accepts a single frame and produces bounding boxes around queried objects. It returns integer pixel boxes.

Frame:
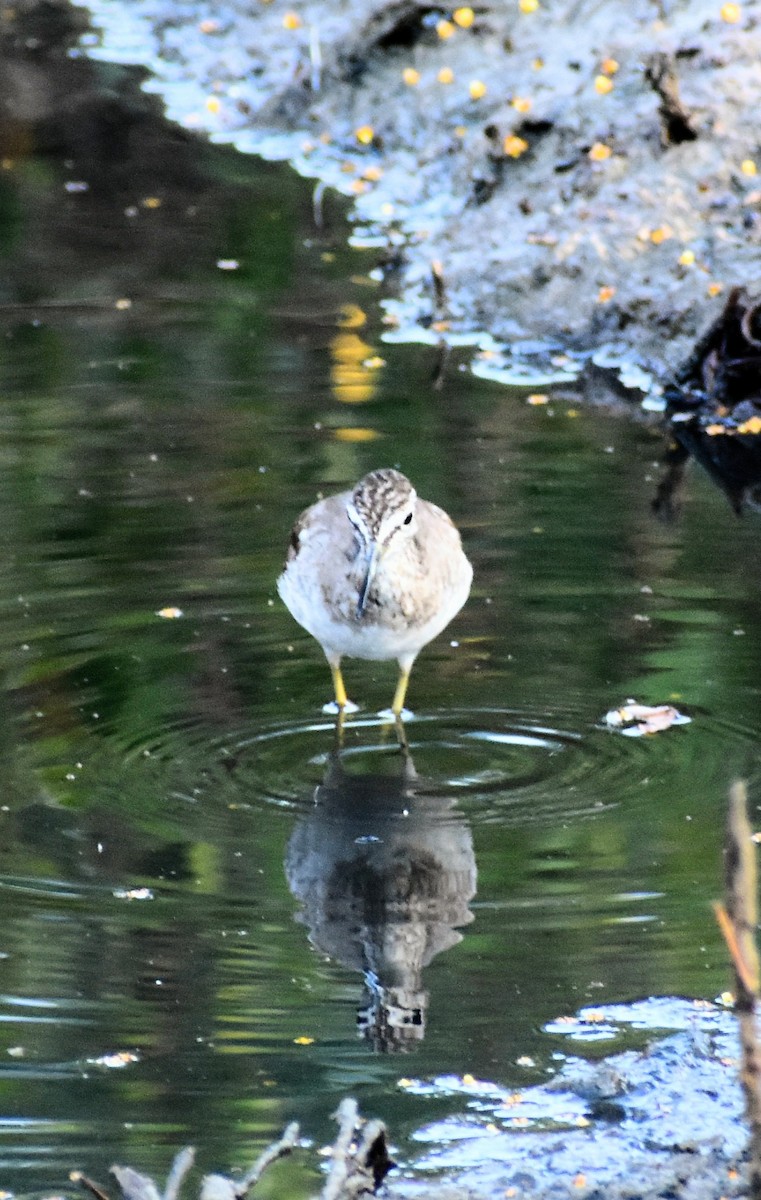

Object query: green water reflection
[1,63,761,1198]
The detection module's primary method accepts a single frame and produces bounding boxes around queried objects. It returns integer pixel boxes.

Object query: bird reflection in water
[285,740,476,1052]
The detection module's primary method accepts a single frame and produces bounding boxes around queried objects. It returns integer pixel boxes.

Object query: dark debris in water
[72,1101,391,1200]
[657,288,761,516]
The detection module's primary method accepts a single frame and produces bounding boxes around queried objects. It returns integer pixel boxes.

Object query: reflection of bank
[285,748,476,1052]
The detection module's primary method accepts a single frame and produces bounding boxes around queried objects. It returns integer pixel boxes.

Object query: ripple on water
[97,702,702,823]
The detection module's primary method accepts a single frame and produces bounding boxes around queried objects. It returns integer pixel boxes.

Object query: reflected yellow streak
[333,428,381,442]
[330,330,379,404]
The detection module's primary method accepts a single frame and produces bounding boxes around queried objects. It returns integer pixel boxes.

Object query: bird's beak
[357,542,380,617]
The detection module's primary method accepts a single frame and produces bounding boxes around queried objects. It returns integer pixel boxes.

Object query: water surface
[1,53,760,1197]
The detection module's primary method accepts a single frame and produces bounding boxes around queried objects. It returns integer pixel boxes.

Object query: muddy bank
[392,998,747,1200]
[78,0,761,380]
[86,999,749,1200]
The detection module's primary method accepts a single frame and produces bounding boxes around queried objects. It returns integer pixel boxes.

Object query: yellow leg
[391,664,412,716]
[330,661,348,710]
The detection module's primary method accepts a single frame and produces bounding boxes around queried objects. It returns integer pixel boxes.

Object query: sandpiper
[278,468,472,715]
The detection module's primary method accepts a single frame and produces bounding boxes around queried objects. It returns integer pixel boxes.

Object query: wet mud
[75,0,761,378]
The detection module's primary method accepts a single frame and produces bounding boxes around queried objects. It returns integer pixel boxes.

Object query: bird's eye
[403,512,413,525]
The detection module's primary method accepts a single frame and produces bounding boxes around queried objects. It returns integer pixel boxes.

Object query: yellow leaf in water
[512,96,533,113]
[601,57,619,75]
[519,0,540,11]
[678,249,695,266]
[355,124,374,145]
[596,285,616,303]
[705,423,726,435]
[527,393,549,405]
[462,1073,477,1085]
[438,67,455,84]
[707,281,725,296]
[403,67,421,86]
[594,74,614,94]
[156,606,184,619]
[741,158,757,176]
[436,18,455,38]
[293,1036,314,1045]
[282,10,302,28]
[469,79,487,99]
[650,224,674,244]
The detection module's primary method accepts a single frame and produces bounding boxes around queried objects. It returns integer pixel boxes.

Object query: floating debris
[603,701,692,737]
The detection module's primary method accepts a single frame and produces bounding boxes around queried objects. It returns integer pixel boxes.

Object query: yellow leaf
[511,95,533,113]
[453,6,475,27]
[527,393,549,405]
[678,248,696,265]
[707,281,725,296]
[282,10,302,29]
[519,0,540,11]
[705,423,726,435]
[596,285,616,303]
[503,134,529,158]
[600,57,619,75]
[594,74,614,94]
[720,2,742,21]
[436,18,455,38]
[741,158,757,176]
[588,142,612,161]
[469,79,487,99]
[156,606,184,619]
[438,67,455,84]
[293,1035,314,1045]
[650,224,673,244]
[355,124,374,145]
[403,67,420,86]
[737,416,761,434]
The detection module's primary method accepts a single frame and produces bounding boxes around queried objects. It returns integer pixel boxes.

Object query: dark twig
[321,1099,392,1199]
[70,1172,113,1200]
[644,52,698,146]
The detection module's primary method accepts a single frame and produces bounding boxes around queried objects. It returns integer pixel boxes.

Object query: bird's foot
[322,699,360,715]
[377,706,414,723]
